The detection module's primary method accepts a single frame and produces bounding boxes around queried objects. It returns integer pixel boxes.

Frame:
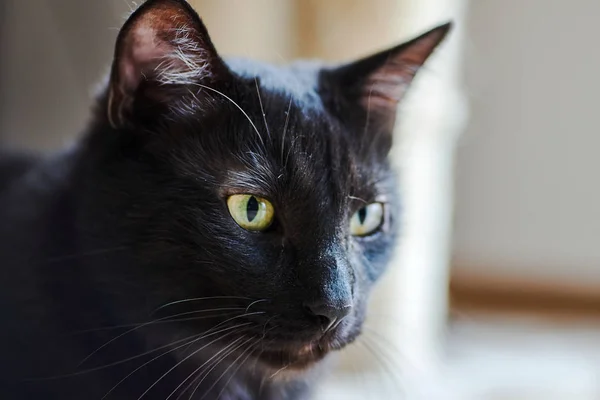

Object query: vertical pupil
[246,196,259,222]
[358,207,367,224]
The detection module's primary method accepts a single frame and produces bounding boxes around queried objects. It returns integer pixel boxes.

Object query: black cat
[0,0,450,398]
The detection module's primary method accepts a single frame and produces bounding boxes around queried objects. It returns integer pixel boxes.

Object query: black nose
[304,301,352,332]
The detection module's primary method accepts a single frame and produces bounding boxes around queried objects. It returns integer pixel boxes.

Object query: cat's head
[95,0,449,370]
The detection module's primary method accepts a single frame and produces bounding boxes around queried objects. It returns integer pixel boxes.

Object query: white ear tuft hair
[148,24,213,86]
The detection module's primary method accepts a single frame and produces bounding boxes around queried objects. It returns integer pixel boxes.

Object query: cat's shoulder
[0,151,39,193]
[0,148,76,215]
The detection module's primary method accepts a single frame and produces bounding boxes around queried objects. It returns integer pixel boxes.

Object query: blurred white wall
[453,0,600,286]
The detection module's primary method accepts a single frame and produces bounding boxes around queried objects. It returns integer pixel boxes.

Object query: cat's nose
[303,301,352,332]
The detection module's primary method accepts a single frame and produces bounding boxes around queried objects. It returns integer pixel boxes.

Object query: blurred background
[1,0,599,399]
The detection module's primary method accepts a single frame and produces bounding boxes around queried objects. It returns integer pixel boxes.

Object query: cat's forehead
[173,59,389,199]
[226,58,325,112]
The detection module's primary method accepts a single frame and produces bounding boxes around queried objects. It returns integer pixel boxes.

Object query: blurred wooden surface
[451,268,600,319]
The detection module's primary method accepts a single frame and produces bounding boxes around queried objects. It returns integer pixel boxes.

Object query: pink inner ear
[361,66,414,111]
[120,26,165,91]
[117,17,213,94]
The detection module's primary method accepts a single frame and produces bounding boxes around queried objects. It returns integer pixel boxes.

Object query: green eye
[227,194,275,231]
[350,203,384,236]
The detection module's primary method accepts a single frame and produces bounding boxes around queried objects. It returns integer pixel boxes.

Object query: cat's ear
[108,0,229,127]
[323,23,451,129]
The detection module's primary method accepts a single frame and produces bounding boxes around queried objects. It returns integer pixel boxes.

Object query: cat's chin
[254,330,360,372]
[257,343,327,371]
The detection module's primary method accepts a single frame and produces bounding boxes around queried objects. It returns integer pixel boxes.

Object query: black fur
[0,1,449,399]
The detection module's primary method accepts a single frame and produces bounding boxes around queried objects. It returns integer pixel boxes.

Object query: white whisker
[202,338,261,400]
[348,195,368,204]
[168,336,251,400]
[280,96,294,165]
[69,311,239,335]
[269,363,290,379]
[244,299,269,313]
[192,337,257,400]
[153,296,253,315]
[77,307,247,367]
[190,83,265,148]
[101,323,249,399]
[358,337,404,396]
[139,328,250,400]
[255,77,271,141]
